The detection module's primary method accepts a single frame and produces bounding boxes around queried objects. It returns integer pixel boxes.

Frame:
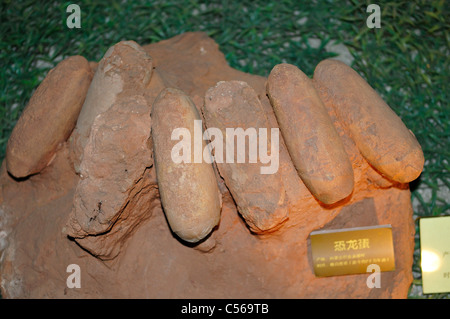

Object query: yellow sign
[310,225,395,277]
[420,216,450,294]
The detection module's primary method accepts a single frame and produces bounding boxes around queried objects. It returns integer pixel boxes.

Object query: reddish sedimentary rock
[151,88,222,243]
[63,41,156,260]
[267,63,354,204]
[70,40,153,172]
[203,80,288,233]
[313,59,424,183]
[0,33,419,298]
[6,56,92,178]
[64,95,154,259]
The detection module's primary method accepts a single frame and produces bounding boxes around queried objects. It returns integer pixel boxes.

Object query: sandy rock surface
[0,32,417,298]
[6,56,92,178]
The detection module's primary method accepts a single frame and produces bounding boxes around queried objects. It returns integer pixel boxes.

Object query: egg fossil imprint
[0,32,424,298]
[6,37,423,245]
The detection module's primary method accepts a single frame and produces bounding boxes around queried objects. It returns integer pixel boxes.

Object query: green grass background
[0,0,448,298]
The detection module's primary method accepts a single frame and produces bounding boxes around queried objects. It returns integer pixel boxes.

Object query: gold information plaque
[310,225,395,277]
[420,216,450,294]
